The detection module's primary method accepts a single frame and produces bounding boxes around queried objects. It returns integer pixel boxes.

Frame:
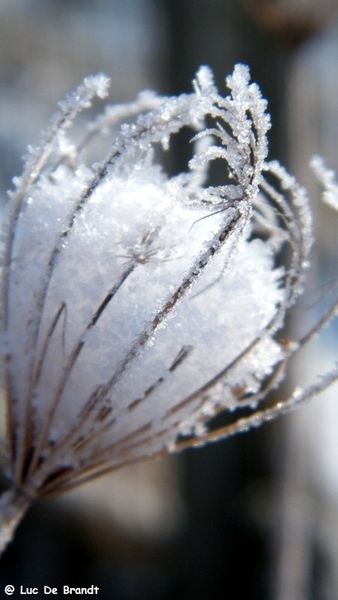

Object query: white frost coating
[82,74,110,99]
[1,64,337,500]
[311,155,338,211]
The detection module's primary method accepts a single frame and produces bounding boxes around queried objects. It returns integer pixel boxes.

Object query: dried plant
[0,65,337,555]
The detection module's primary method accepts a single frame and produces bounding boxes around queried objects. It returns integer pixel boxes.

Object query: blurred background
[1,1,338,598]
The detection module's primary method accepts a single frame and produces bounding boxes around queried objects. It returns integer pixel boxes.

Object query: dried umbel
[0,65,337,554]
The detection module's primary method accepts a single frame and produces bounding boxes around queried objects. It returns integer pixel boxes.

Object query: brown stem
[0,488,32,557]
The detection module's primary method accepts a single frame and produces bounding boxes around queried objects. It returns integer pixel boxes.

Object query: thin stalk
[0,487,34,557]
[27,262,136,480]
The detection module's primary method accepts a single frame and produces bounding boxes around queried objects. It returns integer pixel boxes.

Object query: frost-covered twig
[311,155,338,212]
[0,65,337,555]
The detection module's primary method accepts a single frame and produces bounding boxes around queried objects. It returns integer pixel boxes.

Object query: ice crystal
[1,65,338,552]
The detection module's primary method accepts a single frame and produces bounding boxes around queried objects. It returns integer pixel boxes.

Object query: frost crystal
[311,155,338,211]
[1,64,338,511]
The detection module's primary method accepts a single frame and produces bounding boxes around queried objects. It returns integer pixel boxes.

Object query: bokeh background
[1,1,338,598]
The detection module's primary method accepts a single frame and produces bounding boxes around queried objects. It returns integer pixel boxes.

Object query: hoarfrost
[311,155,338,211]
[1,64,338,498]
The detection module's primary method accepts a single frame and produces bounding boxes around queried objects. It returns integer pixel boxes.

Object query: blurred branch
[241,0,336,48]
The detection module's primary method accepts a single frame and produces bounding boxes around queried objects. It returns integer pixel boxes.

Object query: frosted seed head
[2,64,336,498]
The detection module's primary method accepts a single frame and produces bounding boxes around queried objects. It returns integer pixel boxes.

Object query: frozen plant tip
[1,65,338,554]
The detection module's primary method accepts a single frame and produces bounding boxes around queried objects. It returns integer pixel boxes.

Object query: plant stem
[0,488,32,557]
